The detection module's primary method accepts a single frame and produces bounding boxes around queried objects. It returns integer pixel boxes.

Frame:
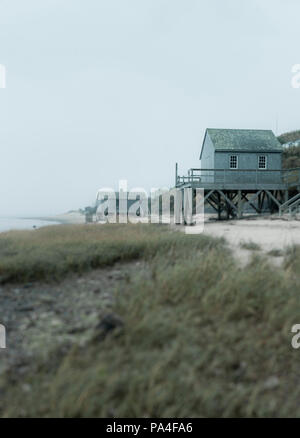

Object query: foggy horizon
[1,0,300,217]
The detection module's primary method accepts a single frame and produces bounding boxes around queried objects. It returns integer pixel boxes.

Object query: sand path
[202,216,300,266]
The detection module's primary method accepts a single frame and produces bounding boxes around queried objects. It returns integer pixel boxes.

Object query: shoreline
[21,211,86,226]
[0,212,85,233]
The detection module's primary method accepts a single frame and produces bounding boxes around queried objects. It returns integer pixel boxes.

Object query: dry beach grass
[0,223,218,284]
[1,223,300,417]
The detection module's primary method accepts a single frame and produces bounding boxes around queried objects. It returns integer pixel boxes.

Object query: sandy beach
[203,216,299,249]
[201,215,300,266]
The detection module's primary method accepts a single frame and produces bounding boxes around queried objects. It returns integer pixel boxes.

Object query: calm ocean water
[0,217,60,233]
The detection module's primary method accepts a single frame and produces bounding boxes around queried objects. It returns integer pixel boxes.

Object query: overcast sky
[0,0,300,216]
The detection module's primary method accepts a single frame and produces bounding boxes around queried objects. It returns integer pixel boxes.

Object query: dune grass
[268,249,284,258]
[1,225,300,417]
[284,245,300,272]
[240,240,261,251]
[0,223,223,284]
[278,130,300,145]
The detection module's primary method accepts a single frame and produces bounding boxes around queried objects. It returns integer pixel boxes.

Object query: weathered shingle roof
[200,129,282,158]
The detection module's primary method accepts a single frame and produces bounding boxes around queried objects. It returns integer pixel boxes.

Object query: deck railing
[176,168,300,188]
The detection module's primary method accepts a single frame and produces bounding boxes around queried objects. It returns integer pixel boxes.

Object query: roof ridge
[207,128,273,132]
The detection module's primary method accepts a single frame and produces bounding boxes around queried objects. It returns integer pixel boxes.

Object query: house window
[229,155,238,169]
[258,155,267,169]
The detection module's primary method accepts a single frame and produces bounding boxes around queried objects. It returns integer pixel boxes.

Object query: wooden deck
[176,168,300,191]
[174,167,300,219]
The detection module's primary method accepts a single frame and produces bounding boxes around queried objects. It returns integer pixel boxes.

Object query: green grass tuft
[240,241,261,251]
[268,249,284,257]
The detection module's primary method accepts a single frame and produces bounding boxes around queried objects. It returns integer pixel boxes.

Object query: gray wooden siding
[200,133,214,182]
[214,152,282,184]
[214,151,281,170]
